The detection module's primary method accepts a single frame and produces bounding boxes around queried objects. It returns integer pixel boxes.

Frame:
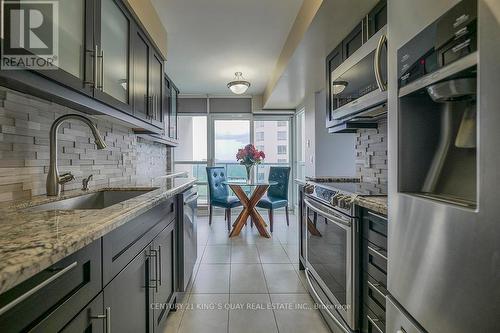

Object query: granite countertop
[0,175,196,295]
[355,195,388,216]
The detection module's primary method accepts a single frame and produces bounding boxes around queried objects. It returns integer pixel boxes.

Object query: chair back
[267,166,290,199]
[206,167,229,203]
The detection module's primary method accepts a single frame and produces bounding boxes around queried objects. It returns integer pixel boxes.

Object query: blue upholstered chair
[206,167,242,231]
[256,166,291,232]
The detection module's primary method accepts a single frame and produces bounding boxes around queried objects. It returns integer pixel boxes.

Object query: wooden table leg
[229,185,271,238]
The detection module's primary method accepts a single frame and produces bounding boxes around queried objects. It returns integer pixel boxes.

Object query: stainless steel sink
[26,189,155,211]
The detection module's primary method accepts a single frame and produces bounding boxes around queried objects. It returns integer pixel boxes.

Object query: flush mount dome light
[227,72,250,95]
[332,80,348,94]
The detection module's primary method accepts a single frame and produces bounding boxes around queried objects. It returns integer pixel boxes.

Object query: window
[277,121,287,127]
[257,145,264,151]
[257,172,265,182]
[277,145,287,155]
[256,132,264,141]
[277,131,287,140]
[278,158,288,163]
[256,121,265,128]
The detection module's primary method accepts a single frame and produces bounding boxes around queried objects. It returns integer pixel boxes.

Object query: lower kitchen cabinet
[104,249,153,333]
[59,294,105,333]
[151,221,177,329]
[0,188,195,333]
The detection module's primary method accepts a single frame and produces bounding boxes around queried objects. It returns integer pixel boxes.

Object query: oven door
[304,196,358,331]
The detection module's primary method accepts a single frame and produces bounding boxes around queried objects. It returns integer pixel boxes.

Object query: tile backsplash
[355,119,388,184]
[0,87,171,203]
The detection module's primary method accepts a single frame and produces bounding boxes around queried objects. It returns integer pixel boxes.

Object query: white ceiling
[264,0,378,109]
[151,0,303,96]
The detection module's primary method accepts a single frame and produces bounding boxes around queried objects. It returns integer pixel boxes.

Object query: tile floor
[163,209,332,333]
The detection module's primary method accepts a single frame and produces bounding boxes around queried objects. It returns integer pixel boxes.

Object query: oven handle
[303,198,351,228]
[374,33,387,92]
[305,268,349,333]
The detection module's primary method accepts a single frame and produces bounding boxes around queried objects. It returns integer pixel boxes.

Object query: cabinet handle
[97,48,104,91]
[368,244,388,261]
[367,210,387,221]
[374,34,387,91]
[158,245,162,286]
[91,307,111,333]
[147,249,159,291]
[367,280,388,298]
[367,314,384,333]
[84,48,96,87]
[0,261,77,316]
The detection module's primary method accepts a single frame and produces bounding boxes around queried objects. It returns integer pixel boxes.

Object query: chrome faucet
[82,174,93,191]
[47,114,107,196]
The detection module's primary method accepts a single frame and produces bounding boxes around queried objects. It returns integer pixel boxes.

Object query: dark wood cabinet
[59,294,105,333]
[104,249,153,333]
[342,22,364,60]
[0,0,169,136]
[152,221,177,329]
[169,83,179,140]
[32,0,94,97]
[93,0,134,114]
[132,26,152,122]
[150,51,164,127]
[0,241,101,333]
[359,207,388,333]
[325,44,343,128]
[102,198,176,286]
[367,0,387,39]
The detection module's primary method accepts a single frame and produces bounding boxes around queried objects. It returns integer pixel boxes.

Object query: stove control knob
[330,194,344,206]
[304,184,314,194]
[342,195,357,209]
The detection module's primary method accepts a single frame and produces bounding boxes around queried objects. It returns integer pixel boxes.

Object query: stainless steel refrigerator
[387,0,500,332]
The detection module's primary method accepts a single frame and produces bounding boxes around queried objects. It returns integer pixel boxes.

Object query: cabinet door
[163,76,171,137]
[60,293,105,333]
[169,85,178,139]
[342,22,363,60]
[152,221,176,329]
[103,250,153,333]
[94,0,133,113]
[150,51,164,128]
[367,0,387,39]
[132,26,151,122]
[325,44,343,128]
[34,0,93,96]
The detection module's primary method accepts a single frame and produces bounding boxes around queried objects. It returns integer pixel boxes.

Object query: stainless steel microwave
[328,26,387,133]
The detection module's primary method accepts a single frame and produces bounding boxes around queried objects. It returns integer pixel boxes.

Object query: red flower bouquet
[236,144,265,182]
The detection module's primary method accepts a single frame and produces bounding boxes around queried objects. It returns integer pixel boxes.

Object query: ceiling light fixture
[227,72,251,95]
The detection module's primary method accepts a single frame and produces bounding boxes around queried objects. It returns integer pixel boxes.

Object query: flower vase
[245,165,252,184]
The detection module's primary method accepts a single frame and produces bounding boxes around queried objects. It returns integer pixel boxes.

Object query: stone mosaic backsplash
[355,118,388,184]
[0,87,170,202]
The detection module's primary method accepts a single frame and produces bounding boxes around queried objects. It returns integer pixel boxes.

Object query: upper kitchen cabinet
[325,44,343,128]
[150,51,164,128]
[93,0,133,114]
[131,24,164,128]
[168,80,179,140]
[342,22,363,60]
[31,0,93,96]
[367,0,387,39]
[132,26,151,122]
[0,0,169,136]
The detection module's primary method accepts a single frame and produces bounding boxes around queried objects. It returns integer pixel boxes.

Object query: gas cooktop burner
[304,181,387,216]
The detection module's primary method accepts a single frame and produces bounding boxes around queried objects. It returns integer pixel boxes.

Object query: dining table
[222,180,278,238]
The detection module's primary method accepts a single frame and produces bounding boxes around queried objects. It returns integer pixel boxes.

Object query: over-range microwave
[328,26,387,133]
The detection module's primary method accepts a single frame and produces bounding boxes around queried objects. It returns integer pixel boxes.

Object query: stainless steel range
[300,181,387,333]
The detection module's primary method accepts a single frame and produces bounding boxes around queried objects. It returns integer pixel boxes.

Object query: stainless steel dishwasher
[178,186,198,292]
